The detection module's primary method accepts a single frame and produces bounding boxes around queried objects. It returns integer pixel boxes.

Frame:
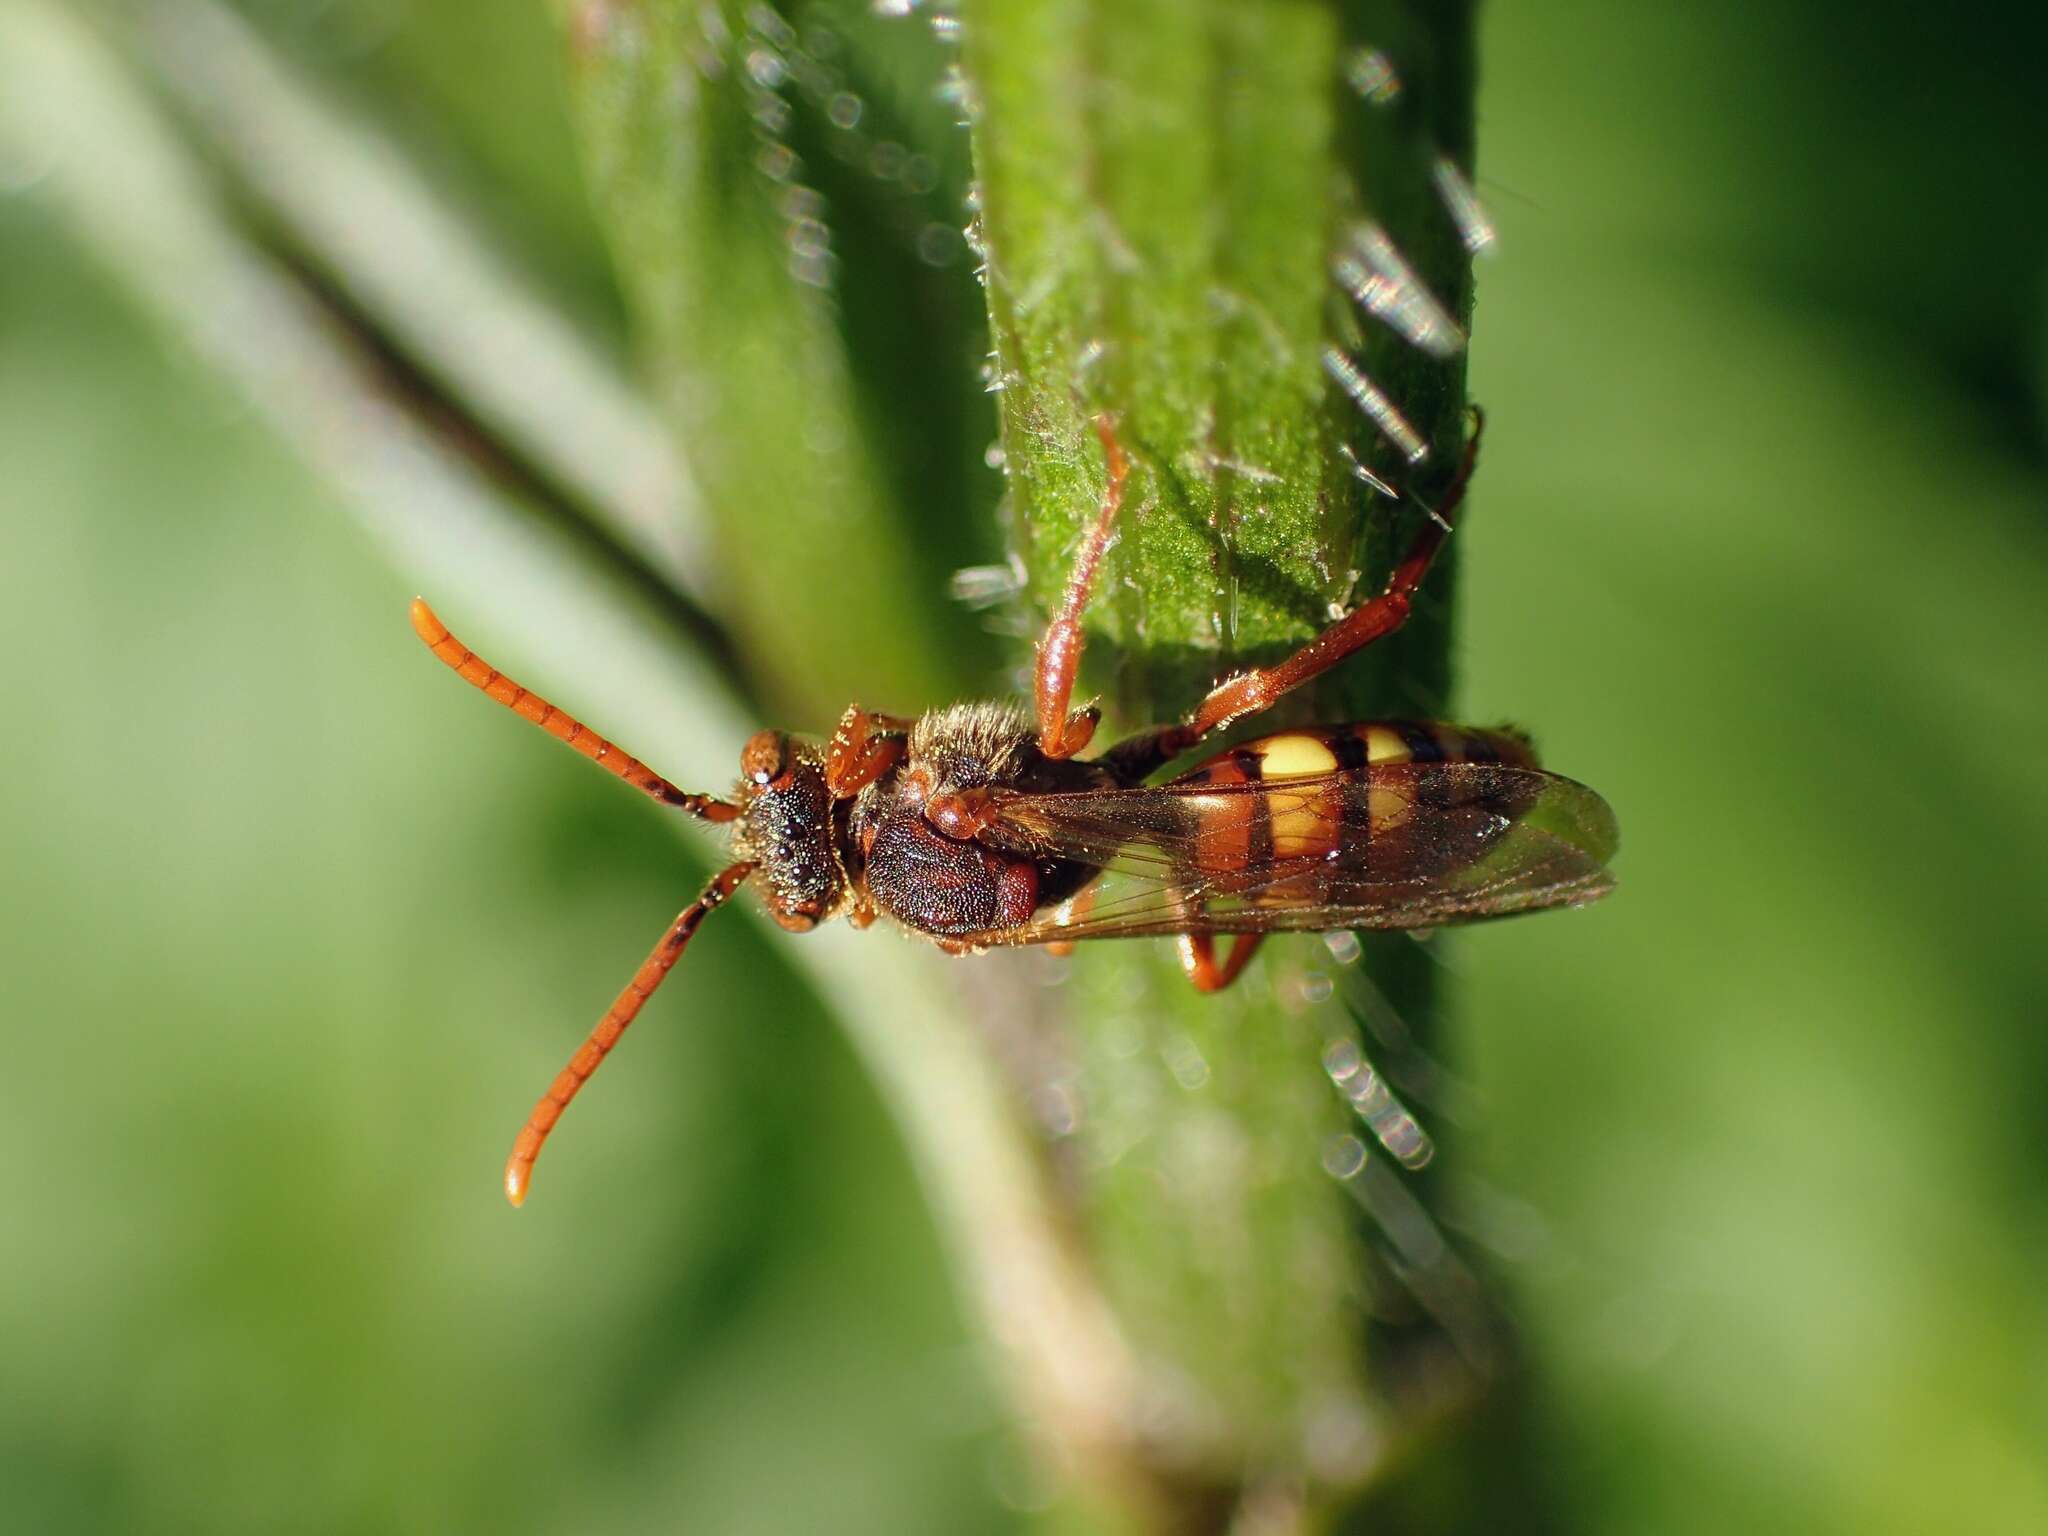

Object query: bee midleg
[1178,933,1264,993]
[1102,410,1485,775]
[1033,415,1128,760]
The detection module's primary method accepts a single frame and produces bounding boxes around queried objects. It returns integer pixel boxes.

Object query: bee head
[729,730,846,932]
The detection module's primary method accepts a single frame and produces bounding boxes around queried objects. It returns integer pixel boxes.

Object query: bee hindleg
[1105,410,1485,773]
[1177,933,1264,993]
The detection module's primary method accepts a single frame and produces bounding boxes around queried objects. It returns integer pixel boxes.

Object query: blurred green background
[2,1,2044,1532]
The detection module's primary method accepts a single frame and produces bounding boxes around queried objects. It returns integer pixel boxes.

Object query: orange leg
[1034,415,1129,760]
[503,861,754,1207]
[1110,410,1484,775]
[1177,933,1265,993]
[1043,885,1098,957]
[825,704,913,799]
[925,787,997,841]
[412,599,738,821]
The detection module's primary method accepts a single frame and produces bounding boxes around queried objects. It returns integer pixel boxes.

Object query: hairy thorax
[853,702,1115,940]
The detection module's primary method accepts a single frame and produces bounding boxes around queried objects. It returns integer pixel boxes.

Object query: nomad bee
[414,413,1617,1205]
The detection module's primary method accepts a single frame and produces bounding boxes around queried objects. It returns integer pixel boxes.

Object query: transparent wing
[965,761,1618,947]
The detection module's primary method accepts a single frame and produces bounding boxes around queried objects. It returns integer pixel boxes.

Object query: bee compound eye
[740,729,789,787]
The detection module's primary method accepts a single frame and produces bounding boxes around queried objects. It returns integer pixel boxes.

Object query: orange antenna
[504,860,756,1206]
[411,598,738,822]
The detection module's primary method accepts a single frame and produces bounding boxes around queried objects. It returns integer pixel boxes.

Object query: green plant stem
[966,0,1486,1517]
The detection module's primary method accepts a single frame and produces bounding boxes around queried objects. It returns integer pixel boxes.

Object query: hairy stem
[965,0,1489,1519]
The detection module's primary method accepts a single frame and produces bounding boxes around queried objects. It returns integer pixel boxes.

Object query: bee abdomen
[1176,721,1534,787]
[1171,721,1536,882]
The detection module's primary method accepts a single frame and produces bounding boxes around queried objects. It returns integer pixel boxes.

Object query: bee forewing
[973,762,1617,947]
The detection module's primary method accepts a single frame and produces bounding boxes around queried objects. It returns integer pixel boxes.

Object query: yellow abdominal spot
[1258,734,1340,778]
[1364,726,1409,763]
[1272,791,1333,859]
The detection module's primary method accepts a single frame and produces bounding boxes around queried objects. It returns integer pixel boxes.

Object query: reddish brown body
[413,411,1618,1204]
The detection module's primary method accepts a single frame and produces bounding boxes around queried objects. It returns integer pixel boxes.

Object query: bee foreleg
[825,704,913,798]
